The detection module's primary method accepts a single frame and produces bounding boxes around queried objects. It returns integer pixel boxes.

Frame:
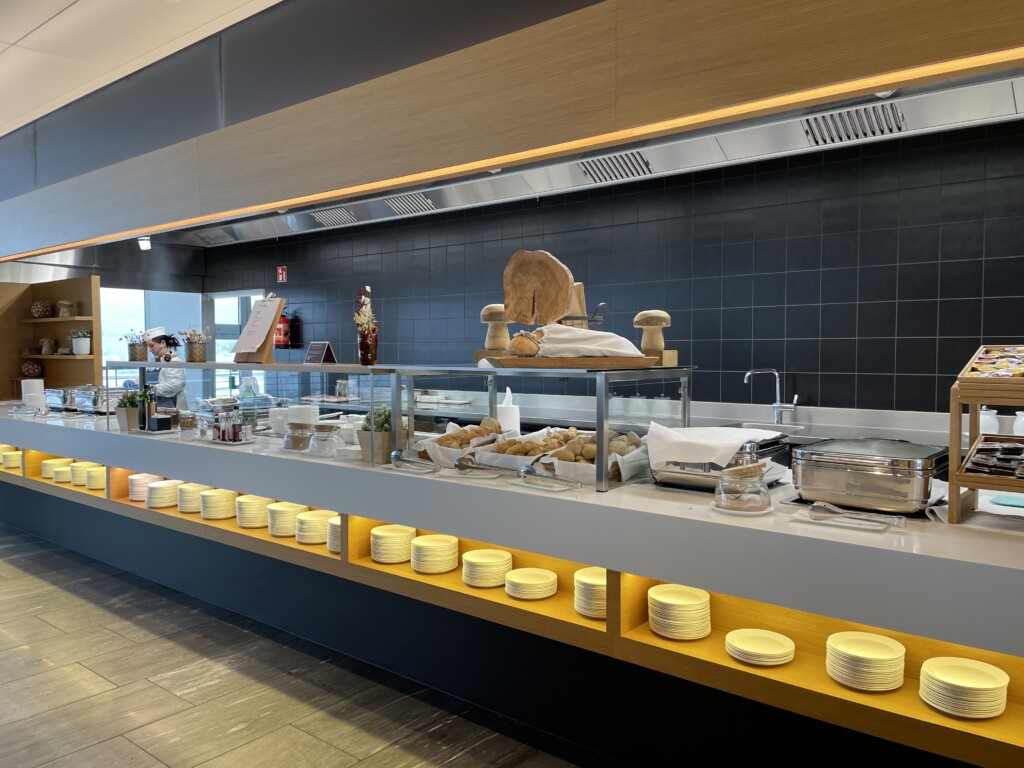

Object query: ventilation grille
[312,206,358,227]
[801,102,907,146]
[577,151,652,183]
[384,192,436,216]
[197,229,235,246]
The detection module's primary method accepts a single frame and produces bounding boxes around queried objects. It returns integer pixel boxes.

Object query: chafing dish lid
[792,438,948,471]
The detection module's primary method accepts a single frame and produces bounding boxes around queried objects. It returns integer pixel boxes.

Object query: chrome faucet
[743,368,798,425]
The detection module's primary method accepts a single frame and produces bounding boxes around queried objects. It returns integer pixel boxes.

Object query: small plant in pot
[357,404,392,464]
[114,389,140,432]
[68,328,92,355]
[120,329,147,361]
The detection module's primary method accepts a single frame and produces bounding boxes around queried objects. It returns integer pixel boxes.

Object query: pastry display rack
[379,363,695,491]
[947,344,1024,523]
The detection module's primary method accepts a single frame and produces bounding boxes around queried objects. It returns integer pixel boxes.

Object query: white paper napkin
[646,421,782,468]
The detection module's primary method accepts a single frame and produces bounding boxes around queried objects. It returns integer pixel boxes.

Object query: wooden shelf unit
[19,316,94,324]
[947,344,1024,523]
[1,449,1021,765]
[0,275,102,391]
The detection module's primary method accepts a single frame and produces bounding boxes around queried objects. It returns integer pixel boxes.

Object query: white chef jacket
[148,353,187,409]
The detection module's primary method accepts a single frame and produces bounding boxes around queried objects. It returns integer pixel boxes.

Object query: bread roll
[506,331,540,357]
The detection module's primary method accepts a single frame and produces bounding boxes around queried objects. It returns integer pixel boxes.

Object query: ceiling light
[137,236,151,251]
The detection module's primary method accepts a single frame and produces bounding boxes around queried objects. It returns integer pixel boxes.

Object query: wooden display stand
[1,275,102,391]
[232,296,284,365]
[947,344,1024,524]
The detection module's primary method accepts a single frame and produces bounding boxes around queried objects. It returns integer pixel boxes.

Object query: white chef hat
[141,326,167,342]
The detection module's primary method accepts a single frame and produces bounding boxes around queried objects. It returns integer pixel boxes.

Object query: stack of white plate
[461,549,513,588]
[41,457,74,478]
[573,567,607,618]
[177,483,213,513]
[287,404,318,425]
[267,501,308,536]
[129,473,164,501]
[919,657,1009,718]
[146,479,185,509]
[235,495,274,528]
[725,628,796,666]
[85,466,106,491]
[370,524,417,563]
[326,515,342,553]
[295,510,338,544]
[70,461,100,486]
[411,534,460,574]
[200,489,240,520]
[505,568,558,600]
[0,444,14,455]
[825,631,905,691]
[647,583,712,640]
[0,450,19,469]
[53,465,72,483]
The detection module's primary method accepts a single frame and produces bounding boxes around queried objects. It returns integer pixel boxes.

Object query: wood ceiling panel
[613,0,1024,129]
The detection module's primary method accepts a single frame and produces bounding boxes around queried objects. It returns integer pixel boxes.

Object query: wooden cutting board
[502,250,574,325]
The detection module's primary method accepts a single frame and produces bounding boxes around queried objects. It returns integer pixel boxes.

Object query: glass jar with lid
[283,422,314,451]
[713,463,772,515]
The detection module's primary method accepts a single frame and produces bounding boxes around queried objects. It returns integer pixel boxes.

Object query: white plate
[827,631,905,661]
[462,549,513,566]
[648,583,710,607]
[505,567,557,587]
[726,628,795,658]
[921,657,1010,691]
[573,567,607,587]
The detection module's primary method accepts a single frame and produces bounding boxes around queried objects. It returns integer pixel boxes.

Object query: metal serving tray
[791,438,948,514]
[652,434,791,490]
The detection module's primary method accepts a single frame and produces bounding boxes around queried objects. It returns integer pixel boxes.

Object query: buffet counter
[0,407,1021,766]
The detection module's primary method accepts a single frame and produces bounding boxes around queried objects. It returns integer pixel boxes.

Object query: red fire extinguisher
[274,307,290,348]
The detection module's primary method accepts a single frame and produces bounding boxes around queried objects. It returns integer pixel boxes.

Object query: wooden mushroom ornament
[633,310,671,354]
[481,304,510,352]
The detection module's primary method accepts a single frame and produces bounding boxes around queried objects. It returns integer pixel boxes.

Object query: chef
[141,326,187,409]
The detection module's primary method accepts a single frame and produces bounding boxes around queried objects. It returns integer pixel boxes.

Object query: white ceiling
[0,0,281,140]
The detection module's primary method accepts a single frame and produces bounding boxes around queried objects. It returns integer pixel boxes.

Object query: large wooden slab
[483,356,660,369]
[502,250,575,325]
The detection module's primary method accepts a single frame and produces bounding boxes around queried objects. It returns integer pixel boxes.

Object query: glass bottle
[239,377,258,430]
[138,386,149,431]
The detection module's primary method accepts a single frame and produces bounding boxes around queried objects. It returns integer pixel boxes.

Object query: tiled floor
[0,522,611,768]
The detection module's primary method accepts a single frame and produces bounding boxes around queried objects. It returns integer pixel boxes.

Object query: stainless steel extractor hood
[162,68,1024,249]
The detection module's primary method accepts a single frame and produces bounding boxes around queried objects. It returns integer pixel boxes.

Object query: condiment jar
[713,463,772,514]
[283,422,313,451]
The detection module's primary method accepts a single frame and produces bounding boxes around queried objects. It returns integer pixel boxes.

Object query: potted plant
[114,389,139,431]
[357,403,392,464]
[178,327,211,362]
[68,328,92,355]
[120,329,147,361]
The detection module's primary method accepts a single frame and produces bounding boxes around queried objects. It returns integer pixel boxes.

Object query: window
[212,292,266,397]
[100,288,203,398]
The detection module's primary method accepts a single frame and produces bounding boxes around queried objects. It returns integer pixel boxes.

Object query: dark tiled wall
[205,121,1024,412]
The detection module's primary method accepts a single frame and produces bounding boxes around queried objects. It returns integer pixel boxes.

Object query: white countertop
[2,407,1023,657]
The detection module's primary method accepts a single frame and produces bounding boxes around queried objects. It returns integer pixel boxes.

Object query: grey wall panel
[0,141,202,258]
[0,125,34,200]
[220,0,601,125]
[35,40,222,189]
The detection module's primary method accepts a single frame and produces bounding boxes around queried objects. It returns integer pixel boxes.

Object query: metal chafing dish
[45,388,78,411]
[74,386,126,414]
[652,433,791,490]
[791,437,948,514]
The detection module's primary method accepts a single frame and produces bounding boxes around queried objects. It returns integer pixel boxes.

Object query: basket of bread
[477,426,649,485]
[415,416,505,467]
